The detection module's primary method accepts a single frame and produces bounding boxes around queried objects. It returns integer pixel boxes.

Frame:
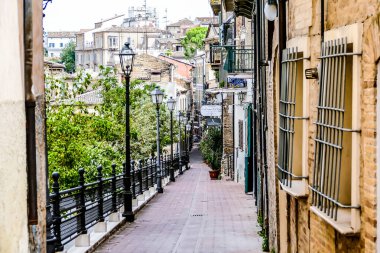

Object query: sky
[43,0,213,31]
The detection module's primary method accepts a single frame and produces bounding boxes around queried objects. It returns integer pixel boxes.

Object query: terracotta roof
[47,31,77,38]
[75,89,103,105]
[158,54,193,66]
[44,61,65,68]
[96,26,164,33]
[195,17,219,25]
[156,38,181,44]
[95,14,125,24]
[167,18,194,27]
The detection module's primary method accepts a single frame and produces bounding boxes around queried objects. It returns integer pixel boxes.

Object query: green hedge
[199,128,222,170]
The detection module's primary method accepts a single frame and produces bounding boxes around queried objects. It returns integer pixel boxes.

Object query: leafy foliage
[181,27,208,59]
[46,66,178,189]
[199,128,222,170]
[60,41,76,73]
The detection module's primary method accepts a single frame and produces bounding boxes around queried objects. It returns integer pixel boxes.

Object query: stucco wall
[0,0,29,252]
[233,98,245,184]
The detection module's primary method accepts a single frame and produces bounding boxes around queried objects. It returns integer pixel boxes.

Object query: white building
[45,31,76,58]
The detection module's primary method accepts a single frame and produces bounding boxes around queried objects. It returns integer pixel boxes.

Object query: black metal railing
[48,152,184,251]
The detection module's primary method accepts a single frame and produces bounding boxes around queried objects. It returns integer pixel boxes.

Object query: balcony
[209,0,221,15]
[225,47,254,73]
[209,46,224,70]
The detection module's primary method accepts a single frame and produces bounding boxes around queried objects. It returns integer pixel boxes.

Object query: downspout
[321,0,324,43]
[233,93,235,179]
[24,0,38,225]
[278,1,287,251]
[252,1,258,205]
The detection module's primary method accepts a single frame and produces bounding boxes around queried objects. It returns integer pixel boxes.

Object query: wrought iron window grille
[310,38,361,222]
[277,47,309,189]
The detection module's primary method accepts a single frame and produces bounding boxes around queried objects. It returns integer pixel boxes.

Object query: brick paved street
[95,146,263,253]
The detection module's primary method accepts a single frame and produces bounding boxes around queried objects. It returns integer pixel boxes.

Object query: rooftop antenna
[144,0,148,53]
[163,8,168,30]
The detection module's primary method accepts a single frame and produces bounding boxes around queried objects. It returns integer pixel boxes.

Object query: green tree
[46,66,179,189]
[181,27,208,59]
[60,41,76,73]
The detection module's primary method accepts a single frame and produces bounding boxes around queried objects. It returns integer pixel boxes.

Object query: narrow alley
[95,146,263,253]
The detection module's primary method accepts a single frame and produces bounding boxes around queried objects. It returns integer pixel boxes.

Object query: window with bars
[310,37,360,224]
[239,120,244,151]
[277,47,308,190]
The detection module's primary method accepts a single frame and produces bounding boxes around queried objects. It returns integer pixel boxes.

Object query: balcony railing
[47,152,188,251]
[225,47,254,73]
[209,46,223,67]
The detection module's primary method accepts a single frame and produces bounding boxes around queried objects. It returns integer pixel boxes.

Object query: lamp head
[166,96,176,111]
[119,42,135,76]
[264,0,278,21]
[150,87,164,105]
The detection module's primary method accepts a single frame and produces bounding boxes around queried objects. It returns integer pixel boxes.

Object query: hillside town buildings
[45,31,76,58]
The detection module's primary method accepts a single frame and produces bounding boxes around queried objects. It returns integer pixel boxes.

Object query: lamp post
[167,97,176,182]
[119,42,135,222]
[186,123,191,169]
[151,87,165,193]
[177,111,183,175]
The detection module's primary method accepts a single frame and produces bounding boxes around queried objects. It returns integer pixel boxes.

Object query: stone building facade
[264,1,380,252]
[208,0,380,252]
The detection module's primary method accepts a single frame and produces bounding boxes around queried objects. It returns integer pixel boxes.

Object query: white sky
[43,0,213,31]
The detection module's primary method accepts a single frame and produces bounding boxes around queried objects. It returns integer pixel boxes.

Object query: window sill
[279,180,308,198]
[310,206,359,235]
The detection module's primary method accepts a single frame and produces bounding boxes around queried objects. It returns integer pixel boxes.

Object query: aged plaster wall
[0,0,29,252]
[233,100,246,183]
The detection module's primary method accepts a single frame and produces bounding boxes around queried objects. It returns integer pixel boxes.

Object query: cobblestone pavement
[95,146,263,253]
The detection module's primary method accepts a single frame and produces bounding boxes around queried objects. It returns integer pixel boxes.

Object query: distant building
[194,17,219,27]
[45,31,76,58]
[122,6,159,28]
[166,18,195,38]
[155,38,181,50]
[75,25,164,71]
[44,60,65,75]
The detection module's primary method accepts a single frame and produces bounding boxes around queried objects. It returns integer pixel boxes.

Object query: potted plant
[199,128,222,180]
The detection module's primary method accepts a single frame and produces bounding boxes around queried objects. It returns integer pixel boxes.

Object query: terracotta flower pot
[209,170,220,180]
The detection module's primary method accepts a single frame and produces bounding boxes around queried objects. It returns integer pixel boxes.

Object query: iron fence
[277,47,309,187]
[48,152,182,251]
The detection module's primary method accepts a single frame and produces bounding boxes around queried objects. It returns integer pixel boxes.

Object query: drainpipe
[232,93,235,179]
[24,0,38,225]
[321,0,324,43]
[252,2,258,205]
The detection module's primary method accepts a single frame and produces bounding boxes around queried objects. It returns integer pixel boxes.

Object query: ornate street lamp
[151,87,165,193]
[119,42,135,222]
[167,97,176,182]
